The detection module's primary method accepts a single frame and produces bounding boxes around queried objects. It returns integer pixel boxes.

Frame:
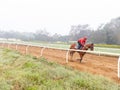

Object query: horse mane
[82,43,94,50]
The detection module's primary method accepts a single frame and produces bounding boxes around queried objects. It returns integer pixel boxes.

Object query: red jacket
[78,38,86,46]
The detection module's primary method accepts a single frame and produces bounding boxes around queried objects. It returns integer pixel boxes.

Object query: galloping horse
[69,43,94,63]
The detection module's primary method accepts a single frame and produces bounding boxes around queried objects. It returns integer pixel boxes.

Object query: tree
[69,24,93,42]
[101,17,120,44]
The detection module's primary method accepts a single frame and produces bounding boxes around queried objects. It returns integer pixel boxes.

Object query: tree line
[0,17,120,45]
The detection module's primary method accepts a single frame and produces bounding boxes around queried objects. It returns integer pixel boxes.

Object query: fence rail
[0,42,120,79]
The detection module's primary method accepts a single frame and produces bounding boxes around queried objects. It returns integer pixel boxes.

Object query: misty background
[0,0,120,45]
[0,17,120,45]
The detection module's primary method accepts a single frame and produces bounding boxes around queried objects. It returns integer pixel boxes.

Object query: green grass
[0,48,120,90]
[95,44,120,49]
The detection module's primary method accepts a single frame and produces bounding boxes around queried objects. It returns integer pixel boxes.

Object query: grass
[95,44,120,49]
[0,48,120,90]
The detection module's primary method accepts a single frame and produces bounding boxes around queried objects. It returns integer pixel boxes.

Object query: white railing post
[2,43,4,48]
[118,56,120,79]
[40,47,46,57]
[16,44,18,50]
[66,50,69,63]
[26,45,29,54]
[8,43,10,49]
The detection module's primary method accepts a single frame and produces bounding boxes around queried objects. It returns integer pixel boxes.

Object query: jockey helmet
[84,36,87,40]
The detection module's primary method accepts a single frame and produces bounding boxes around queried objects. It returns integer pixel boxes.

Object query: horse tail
[70,43,76,49]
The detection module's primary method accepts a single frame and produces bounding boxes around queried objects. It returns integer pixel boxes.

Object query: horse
[69,43,94,63]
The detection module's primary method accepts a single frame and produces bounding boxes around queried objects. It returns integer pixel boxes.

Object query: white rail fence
[0,42,120,79]
[118,56,120,79]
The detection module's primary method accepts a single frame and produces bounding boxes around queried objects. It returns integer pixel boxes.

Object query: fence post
[16,44,18,50]
[40,47,46,57]
[118,56,120,79]
[8,43,10,49]
[26,45,29,54]
[2,43,4,48]
[66,49,69,63]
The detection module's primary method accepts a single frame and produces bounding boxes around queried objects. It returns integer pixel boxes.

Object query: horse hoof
[80,60,82,63]
[70,60,74,62]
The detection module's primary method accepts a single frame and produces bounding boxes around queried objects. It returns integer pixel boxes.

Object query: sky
[0,0,120,35]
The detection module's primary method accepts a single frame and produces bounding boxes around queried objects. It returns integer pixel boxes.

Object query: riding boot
[80,46,83,50]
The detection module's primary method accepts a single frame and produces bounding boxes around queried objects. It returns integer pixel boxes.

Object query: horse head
[83,43,94,51]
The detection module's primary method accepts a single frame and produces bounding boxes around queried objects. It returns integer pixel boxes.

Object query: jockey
[77,36,87,49]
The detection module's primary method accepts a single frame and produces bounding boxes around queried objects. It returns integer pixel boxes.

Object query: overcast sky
[0,0,120,35]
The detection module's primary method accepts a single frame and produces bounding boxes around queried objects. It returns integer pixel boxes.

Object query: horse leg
[79,54,83,63]
[70,51,73,60]
[70,51,75,61]
[80,57,83,63]
[79,53,86,63]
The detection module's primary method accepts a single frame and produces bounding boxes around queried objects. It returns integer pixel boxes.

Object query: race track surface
[0,43,119,83]
[42,48,119,83]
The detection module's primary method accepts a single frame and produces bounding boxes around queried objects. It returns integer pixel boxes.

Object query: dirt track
[0,43,119,83]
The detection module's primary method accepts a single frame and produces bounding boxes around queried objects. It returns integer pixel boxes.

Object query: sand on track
[1,43,119,83]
